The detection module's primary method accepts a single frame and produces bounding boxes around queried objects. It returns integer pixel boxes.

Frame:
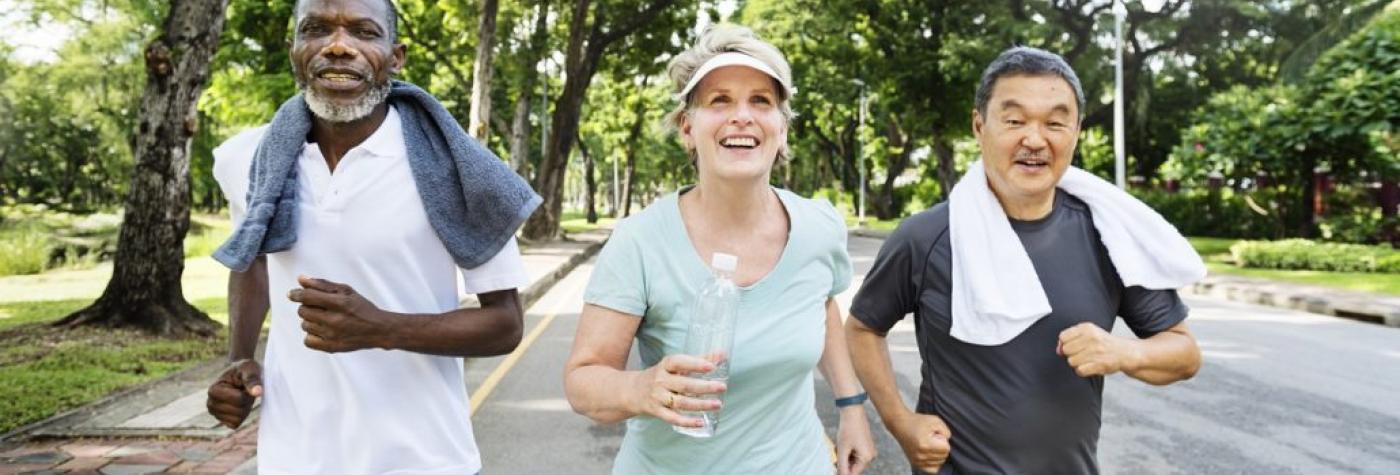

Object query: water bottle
[673,252,740,438]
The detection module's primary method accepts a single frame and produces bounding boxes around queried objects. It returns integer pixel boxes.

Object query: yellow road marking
[469,274,585,415]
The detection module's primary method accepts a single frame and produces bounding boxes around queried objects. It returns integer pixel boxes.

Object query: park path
[5,232,1400,474]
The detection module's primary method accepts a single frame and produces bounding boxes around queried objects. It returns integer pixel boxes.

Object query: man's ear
[389,43,407,76]
[972,109,985,140]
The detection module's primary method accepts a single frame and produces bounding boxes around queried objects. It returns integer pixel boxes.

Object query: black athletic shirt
[851,190,1188,474]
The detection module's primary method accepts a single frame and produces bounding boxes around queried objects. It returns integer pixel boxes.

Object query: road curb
[518,235,608,311]
[849,229,1400,327]
[1187,276,1400,327]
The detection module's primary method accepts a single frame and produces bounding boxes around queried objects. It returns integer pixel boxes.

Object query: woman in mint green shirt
[563,25,876,474]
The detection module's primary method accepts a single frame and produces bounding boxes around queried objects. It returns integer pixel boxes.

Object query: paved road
[470,236,1400,474]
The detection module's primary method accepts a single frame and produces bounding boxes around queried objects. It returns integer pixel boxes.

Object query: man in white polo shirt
[203,0,537,473]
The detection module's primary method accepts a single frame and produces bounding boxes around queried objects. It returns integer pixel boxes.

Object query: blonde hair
[664,25,795,163]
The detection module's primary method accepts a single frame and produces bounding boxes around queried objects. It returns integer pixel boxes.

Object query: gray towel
[212,80,542,272]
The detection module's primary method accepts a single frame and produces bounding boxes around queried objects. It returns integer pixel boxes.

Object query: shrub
[1134,188,1299,240]
[1318,209,1394,245]
[1230,239,1400,273]
[0,224,51,276]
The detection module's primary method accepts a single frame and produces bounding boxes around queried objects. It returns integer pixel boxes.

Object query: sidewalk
[0,229,608,475]
[850,228,1400,327]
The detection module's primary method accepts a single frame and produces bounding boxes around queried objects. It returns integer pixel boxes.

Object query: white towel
[948,161,1206,346]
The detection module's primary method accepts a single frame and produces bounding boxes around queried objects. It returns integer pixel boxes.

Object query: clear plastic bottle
[673,252,741,438]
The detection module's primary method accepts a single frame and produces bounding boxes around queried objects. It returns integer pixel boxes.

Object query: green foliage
[1077,127,1114,178]
[1230,239,1400,273]
[1188,236,1239,258]
[0,5,149,209]
[183,216,233,258]
[1318,209,1395,244]
[0,205,119,276]
[1168,6,1399,238]
[1317,185,1396,244]
[577,74,690,213]
[1304,6,1400,177]
[1135,188,1303,239]
[1170,85,1311,187]
[0,223,51,276]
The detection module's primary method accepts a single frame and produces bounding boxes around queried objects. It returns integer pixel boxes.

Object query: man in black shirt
[846,47,1201,474]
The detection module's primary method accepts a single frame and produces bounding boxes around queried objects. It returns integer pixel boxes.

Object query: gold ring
[666,393,676,408]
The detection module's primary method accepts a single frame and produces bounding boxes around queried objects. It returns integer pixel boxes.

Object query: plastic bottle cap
[711,253,738,272]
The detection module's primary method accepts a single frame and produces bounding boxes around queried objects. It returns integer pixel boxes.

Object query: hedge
[1230,239,1400,273]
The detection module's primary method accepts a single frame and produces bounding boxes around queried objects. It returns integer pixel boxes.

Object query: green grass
[1203,261,1400,295]
[0,247,233,434]
[1189,236,1400,296]
[846,216,901,233]
[0,293,230,434]
[0,206,231,276]
[184,214,232,258]
[0,223,51,275]
[559,210,618,234]
[0,321,225,434]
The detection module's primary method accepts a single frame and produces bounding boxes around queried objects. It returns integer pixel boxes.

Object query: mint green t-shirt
[584,186,852,474]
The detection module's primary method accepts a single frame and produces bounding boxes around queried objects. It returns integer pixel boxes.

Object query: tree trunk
[933,132,956,202]
[468,0,500,141]
[620,79,648,218]
[508,92,534,179]
[508,0,550,180]
[873,116,913,219]
[56,0,228,337]
[522,0,679,240]
[622,148,637,217]
[1301,158,1320,238]
[580,132,598,224]
[523,0,594,241]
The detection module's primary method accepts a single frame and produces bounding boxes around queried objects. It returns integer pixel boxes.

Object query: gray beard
[301,80,392,123]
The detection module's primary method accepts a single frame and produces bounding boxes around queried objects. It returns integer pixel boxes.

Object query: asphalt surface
[470,235,1400,474]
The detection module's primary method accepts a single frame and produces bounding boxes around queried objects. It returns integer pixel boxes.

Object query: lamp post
[1113,0,1127,189]
[852,78,868,225]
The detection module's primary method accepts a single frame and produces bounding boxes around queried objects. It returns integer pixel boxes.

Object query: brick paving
[0,424,257,474]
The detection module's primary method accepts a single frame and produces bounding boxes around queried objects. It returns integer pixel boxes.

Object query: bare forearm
[227,257,268,362]
[382,290,524,357]
[1123,330,1201,385]
[564,365,640,424]
[846,317,914,423]
[818,300,862,398]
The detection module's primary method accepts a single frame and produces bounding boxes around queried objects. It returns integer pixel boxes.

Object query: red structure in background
[1381,180,1398,247]
[1313,168,1332,218]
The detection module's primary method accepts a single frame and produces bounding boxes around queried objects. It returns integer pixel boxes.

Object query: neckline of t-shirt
[1007,189,1068,232]
[668,184,796,293]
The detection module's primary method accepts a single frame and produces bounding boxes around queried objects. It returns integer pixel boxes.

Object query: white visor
[676,52,796,101]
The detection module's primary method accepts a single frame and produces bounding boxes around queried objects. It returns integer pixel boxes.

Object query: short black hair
[294,0,399,44]
[974,46,1085,122]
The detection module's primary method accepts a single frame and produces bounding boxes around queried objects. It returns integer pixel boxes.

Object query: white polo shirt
[212,107,527,475]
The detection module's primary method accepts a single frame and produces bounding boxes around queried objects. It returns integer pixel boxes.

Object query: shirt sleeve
[849,212,936,333]
[816,199,853,298]
[1118,286,1189,338]
[212,125,266,227]
[582,221,647,317]
[458,237,529,294]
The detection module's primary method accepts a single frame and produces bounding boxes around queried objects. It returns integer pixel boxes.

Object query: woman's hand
[628,354,728,428]
[836,405,877,475]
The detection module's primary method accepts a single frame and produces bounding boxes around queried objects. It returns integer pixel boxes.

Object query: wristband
[834,391,868,408]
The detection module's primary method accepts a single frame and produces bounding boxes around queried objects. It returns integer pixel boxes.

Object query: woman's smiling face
[681,66,789,182]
